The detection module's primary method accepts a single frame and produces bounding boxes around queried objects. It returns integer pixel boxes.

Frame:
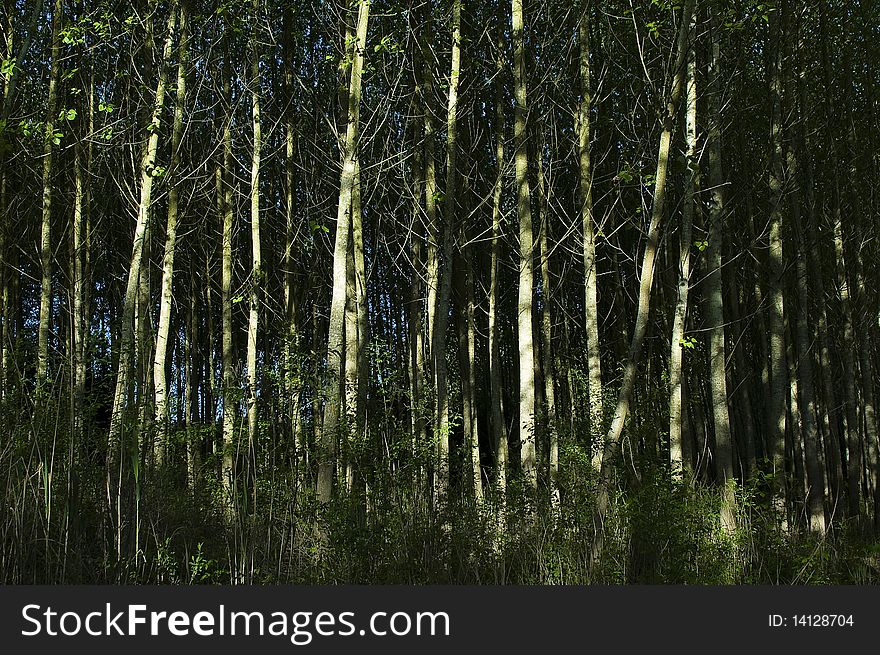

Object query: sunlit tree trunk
[512,0,536,490]
[577,3,603,444]
[432,0,461,500]
[406,28,427,472]
[344,217,358,490]
[108,4,177,465]
[592,0,694,563]
[106,5,176,559]
[489,2,507,500]
[419,5,439,368]
[37,0,62,390]
[536,123,558,507]
[70,111,86,446]
[408,146,427,473]
[352,159,368,435]
[706,11,735,535]
[154,0,189,467]
[282,4,304,479]
[220,77,236,501]
[319,0,370,503]
[246,0,263,505]
[669,15,697,479]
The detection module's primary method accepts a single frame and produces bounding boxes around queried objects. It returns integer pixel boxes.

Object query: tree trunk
[432,0,461,500]
[669,14,697,479]
[489,2,507,500]
[108,4,177,468]
[246,0,263,506]
[319,0,369,503]
[220,91,236,501]
[512,0,537,491]
[787,10,826,535]
[154,0,189,467]
[705,9,736,534]
[37,0,62,389]
[577,3,603,444]
[766,2,789,518]
[536,122,558,507]
[591,0,694,563]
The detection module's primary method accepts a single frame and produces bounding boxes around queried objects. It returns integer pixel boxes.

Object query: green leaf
[0,58,16,77]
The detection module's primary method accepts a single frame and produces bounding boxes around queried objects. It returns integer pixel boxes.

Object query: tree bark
[37,0,63,390]
[108,4,177,466]
[766,1,789,518]
[432,0,461,500]
[536,122,558,507]
[706,11,736,535]
[669,13,697,479]
[512,0,537,490]
[153,0,189,467]
[591,0,694,563]
[577,3,603,444]
[246,0,263,505]
[319,0,370,503]
[489,2,507,500]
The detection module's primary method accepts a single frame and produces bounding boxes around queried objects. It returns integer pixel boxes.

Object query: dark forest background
[1,0,879,584]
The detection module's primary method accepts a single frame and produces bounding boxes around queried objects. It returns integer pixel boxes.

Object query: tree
[592,0,695,561]
[319,0,370,503]
[154,0,189,465]
[512,0,536,490]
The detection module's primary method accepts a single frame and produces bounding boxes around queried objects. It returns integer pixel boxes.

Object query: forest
[0,0,879,585]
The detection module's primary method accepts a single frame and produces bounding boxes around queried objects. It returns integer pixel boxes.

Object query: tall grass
[1,394,876,584]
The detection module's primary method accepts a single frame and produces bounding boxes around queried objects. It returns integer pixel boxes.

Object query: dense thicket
[1,0,879,584]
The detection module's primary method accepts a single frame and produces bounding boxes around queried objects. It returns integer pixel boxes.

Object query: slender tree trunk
[706,11,736,535]
[282,4,303,480]
[108,4,177,467]
[489,3,507,500]
[785,11,826,534]
[0,0,10,401]
[37,0,63,390]
[455,248,479,502]
[669,16,697,479]
[344,225,358,490]
[352,159,368,437]
[319,0,369,503]
[220,91,236,501]
[186,269,200,488]
[591,0,694,563]
[432,0,461,500]
[154,0,189,467]
[727,273,757,479]
[70,115,86,447]
[536,123,558,507]
[466,248,480,503]
[832,184,861,521]
[512,0,537,490]
[408,205,426,469]
[577,3,603,444]
[766,2,789,518]
[406,65,427,474]
[246,0,263,507]
[420,5,439,367]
